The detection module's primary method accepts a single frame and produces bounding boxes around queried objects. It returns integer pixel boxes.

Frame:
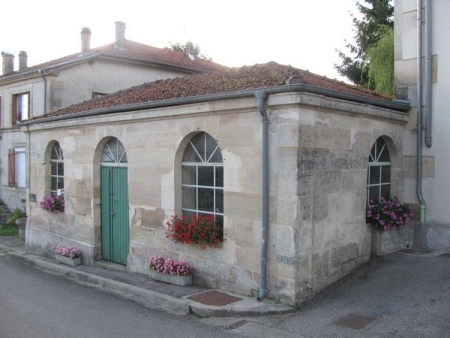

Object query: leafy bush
[366,196,413,231]
[148,256,192,276]
[165,214,223,248]
[54,245,81,258]
[7,208,26,227]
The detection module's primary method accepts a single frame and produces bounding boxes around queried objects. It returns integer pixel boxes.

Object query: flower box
[148,270,192,286]
[371,225,414,256]
[55,254,81,266]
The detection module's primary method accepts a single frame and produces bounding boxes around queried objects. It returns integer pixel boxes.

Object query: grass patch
[0,223,19,236]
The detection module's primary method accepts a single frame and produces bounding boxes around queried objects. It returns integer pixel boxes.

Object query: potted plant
[366,196,414,255]
[39,193,65,213]
[54,245,82,266]
[148,256,192,286]
[165,214,223,248]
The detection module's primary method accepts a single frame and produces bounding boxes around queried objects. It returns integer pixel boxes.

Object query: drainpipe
[38,69,47,115]
[417,0,426,221]
[255,89,269,302]
[424,0,432,148]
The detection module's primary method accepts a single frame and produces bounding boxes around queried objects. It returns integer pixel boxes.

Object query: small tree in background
[165,41,212,61]
[365,25,394,95]
[335,0,393,91]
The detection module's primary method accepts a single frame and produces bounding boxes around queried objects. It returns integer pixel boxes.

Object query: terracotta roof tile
[38,62,394,120]
[0,39,227,80]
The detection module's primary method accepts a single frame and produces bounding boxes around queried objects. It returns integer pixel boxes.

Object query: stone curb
[7,251,191,315]
[6,251,296,318]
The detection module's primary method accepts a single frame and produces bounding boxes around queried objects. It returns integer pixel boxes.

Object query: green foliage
[335,0,393,88]
[0,223,19,236]
[7,208,26,227]
[165,41,212,61]
[366,26,394,95]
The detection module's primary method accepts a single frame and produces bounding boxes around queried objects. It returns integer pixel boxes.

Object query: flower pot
[55,254,81,266]
[148,270,192,286]
[371,225,414,256]
[15,217,27,241]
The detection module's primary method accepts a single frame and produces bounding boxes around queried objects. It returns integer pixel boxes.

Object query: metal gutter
[254,90,269,302]
[417,0,426,221]
[21,83,410,126]
[425,0,432,148]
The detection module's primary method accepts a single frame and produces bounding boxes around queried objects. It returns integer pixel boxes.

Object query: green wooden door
[101,166,129,265]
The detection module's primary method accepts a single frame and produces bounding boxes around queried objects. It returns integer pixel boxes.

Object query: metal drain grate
[334,313,376,330]
[188,290,242,306]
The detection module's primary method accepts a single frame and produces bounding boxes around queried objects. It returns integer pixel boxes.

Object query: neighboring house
[22,61,409,305]
[0,21,226,211]
[394,0,450,249]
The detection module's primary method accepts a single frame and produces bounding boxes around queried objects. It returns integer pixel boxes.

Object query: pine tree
[335,0,393,89]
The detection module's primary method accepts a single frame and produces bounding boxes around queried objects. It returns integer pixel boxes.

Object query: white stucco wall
[395,0,450,225]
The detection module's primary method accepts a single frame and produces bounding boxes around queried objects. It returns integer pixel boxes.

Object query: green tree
[165,41,212,61]
[335,0,393,89]
[365,25,394,95]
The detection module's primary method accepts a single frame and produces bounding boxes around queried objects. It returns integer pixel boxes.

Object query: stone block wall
[25,92,407,305]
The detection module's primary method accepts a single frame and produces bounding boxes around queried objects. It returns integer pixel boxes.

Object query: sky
[1,0,358,80]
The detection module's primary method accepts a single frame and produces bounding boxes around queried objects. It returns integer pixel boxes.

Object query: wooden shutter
[11,95,17,125]
[8,149,16,187]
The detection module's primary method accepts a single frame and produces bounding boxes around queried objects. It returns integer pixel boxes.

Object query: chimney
[19,51,28,70]
[114,21,126,49]
[81,27,91,53]
[2,52,14,75]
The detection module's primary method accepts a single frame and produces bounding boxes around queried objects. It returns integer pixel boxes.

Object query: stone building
[0,21,226,211]
[22,62,409,305]
[395,0,450,249]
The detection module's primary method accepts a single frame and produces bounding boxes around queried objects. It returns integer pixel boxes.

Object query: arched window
[182,132,223,223]
[101,138,128,164]
[51,142,64,195]
[367,137,390,203]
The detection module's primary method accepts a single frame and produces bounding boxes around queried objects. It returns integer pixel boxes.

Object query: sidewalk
[0,236,294,318]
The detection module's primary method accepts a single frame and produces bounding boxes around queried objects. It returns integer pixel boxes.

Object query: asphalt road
[0,255,241,338]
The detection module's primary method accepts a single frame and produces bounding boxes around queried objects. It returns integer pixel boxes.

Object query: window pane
[381,165,390,184]
[57,177,64,190]
[182,143,200,162]
[182,210,196,221]
[205,135,221,163]
[377,139,390,162]
[198,188,214,211]
[216,167,223,187]
[182,186,196,210]
[369,186,380,203]
[51,162,57,175]
[191,134,205,161]
[381,184,390,199]
[369,166,380,184]
[182,165,196,185]
[198,166,214,186]
[58,162,64,176]
[215,189,224,213]
[51,177,57,191]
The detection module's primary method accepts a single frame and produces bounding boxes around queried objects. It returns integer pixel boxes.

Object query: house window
[12,92,30,123]
[51,142,64,195]
[8,148,26,187]
[367,137,390,203]
[182,132,224,224]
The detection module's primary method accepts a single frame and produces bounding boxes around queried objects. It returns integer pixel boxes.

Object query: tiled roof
[35,62,395,120]
[0,40,227,81]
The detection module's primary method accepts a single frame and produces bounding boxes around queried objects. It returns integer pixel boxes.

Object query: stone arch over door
[93,137,129,265]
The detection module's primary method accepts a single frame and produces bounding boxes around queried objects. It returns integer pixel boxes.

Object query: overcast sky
[1,0,358,80]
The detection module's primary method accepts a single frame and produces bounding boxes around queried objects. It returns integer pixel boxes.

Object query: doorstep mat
[188,290,242,306]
